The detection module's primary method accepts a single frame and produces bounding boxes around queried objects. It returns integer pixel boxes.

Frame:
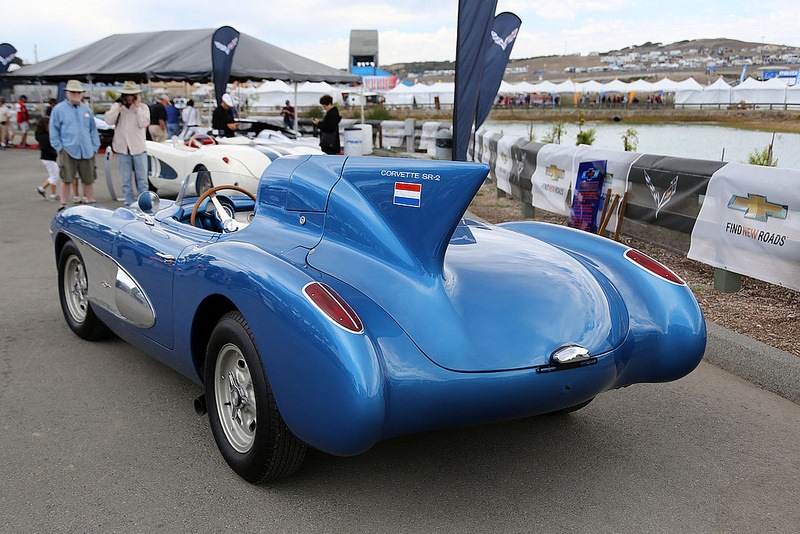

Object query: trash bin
[343,127,363,156]
[352,124,373,155]
[435,129,452,160]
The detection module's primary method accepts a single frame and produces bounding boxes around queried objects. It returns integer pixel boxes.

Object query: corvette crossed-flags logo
[491,28,519,51]
[214,38,238,56]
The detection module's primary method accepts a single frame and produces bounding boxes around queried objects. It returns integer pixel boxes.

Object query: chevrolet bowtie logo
[545,165,564,181]
[728,194,788,222]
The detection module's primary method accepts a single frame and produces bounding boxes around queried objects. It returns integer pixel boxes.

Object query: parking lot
[0,148,798,533]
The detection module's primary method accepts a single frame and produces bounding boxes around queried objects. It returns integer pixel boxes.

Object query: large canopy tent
[3,28,360,85]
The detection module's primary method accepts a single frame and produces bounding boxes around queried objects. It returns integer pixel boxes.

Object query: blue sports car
[52,155,705,483]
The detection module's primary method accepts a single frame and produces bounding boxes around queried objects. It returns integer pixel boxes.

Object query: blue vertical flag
[453,0,498,161]
[739,65,747,83]
[56,82,67,103]
[211,26,240,105]
[794,69,800,86]
[0,43,17,92]
[475,12,521,129]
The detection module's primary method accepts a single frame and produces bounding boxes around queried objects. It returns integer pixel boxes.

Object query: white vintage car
[145,137,322,197]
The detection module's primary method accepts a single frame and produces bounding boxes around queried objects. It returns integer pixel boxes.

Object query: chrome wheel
[63,253,89,323]
[214,342,257,453]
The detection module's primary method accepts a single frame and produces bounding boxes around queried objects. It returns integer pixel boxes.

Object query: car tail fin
[309,156,489,278]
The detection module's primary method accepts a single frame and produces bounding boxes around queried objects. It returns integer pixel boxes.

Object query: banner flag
[494,135,525,194]
[475,12,521,129]
[56,82,66,103]
[627,155,726,234]
[740,65,748,83]
[688,162,800,291]
[510,141,546,205]
[479,131,502,180]
[211,26,240,105]
[453,0,498,161]
[0,43,17,92]
[530,144,580,216]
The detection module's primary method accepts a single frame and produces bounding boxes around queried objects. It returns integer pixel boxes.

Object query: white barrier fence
[467,127,799,291]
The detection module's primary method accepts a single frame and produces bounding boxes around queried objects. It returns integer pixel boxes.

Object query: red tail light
[222,157,230,164]
[624,249,686,285]
[303,282,364,333]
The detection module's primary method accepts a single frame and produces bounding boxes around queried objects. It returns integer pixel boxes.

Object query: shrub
[365,105,392,121]
[747,145,778,166]
[621,127,639,152]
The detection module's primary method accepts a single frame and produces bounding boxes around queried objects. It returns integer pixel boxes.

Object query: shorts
[42,159,60,185]
[19,121,29,133]
[58,150,96,184]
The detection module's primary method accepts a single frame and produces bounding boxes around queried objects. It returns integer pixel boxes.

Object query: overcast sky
[6,1,799,69]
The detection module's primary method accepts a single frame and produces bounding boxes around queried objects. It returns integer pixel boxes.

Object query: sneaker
[72,197,81,205]
[36,186,46,198]
[82,197,89,204]
[49,194,59,201]
[57,204,66,212]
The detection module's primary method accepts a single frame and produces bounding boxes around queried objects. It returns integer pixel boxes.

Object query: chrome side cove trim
[115,269,156,328]
[66,233,156,329]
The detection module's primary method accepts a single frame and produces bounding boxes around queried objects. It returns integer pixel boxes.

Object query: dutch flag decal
[393,182,422,208]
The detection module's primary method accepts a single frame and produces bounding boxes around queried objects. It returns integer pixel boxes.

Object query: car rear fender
[499,221,706,385]
[175,242,387,456]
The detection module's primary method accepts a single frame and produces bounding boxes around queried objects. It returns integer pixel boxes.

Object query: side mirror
[137,191,160,214]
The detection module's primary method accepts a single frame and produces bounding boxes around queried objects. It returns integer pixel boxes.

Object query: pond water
[483,121,800,171]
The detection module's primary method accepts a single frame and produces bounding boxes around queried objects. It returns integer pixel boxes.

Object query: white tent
[248,80,294,109]
[427,82,455,105]
[513,81,539,93]
[530,80,559,93]
[704,77,732,105]
[383,82,454,107]
[576,79,606,93]
[731,77,788,107]
[552,80,578,93]
[786,83,800,105]
[383,83,417,106]
[602,79,630,93]
[675,77,730,106]
[497,80,519,95]
[628,79,656,92]
[295,81,343,107]
[674,77,703,91]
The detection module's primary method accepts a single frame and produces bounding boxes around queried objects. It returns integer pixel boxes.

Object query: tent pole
[360,83,365,124]
[294,81,298,131]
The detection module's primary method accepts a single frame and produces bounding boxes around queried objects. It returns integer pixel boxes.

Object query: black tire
[195,166,213,195]
[546,397,594,416]
[205,311,306,483]
[57,240,111,340]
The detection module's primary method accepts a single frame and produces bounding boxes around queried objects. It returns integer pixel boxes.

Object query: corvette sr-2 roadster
[52,155,706,483]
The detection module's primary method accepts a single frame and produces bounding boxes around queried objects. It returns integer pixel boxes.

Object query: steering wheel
[187,134,218,148]
[190,185,256,231]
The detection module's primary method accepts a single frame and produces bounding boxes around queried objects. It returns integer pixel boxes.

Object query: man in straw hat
[50,79,100,210]
[105,81,151,206]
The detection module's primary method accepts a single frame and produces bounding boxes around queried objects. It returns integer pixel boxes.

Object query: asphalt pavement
[1,148,798,533]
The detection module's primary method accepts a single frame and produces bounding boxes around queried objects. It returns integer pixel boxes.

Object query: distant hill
[384,38,800,84]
